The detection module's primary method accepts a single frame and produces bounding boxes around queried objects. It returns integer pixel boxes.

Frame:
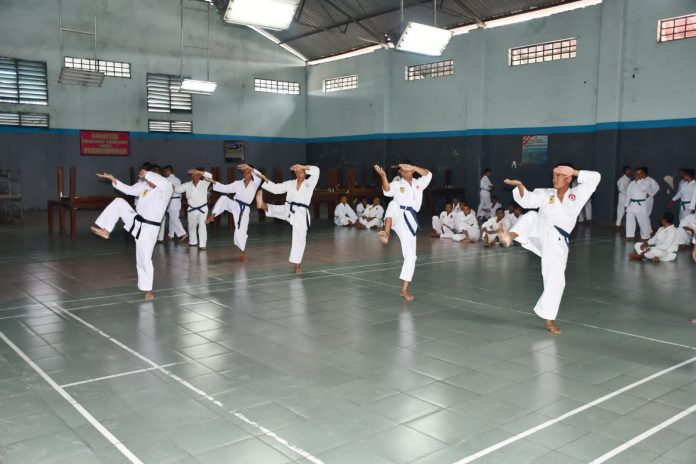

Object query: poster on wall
[521,135,548,165]
[80,130,130,156]
[224,141,245,163]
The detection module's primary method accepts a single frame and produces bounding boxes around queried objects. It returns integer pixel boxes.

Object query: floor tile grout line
[59,361,188,388]
[38,303,326,464]
[588,402,696,464]
[0,330,144,464]
[449,355,696,464]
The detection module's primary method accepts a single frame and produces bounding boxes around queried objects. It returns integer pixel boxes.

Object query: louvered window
[146,73,192,113]
[148,120,192,133]
[0,112,49,128]
[0,57,49,105]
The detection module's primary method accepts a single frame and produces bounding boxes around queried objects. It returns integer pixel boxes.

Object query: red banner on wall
[80,130,130,156]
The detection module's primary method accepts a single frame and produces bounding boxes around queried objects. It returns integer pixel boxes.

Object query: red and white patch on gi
[568,193,576,201]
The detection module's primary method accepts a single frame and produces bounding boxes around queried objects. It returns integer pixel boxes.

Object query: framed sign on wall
[521,135,548,165]
[80,130,130,156]
[224,140,245,163]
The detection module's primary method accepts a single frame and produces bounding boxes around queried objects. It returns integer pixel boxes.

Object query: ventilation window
[147,74,192,113]
[509,38,577,66]
[0,112,49,128]
[658,13,696,42]
[0,57,48,105]
[64,57,131,78]
[323,75,358,93]
[405,59,454,81]
[254,78,300,95]
[148,120,192,133]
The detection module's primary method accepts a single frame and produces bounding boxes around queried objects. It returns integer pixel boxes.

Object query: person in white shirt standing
[642,167,660,218]
[431,202,456,239]
[334,195,358,226]
[625,167,653,240]
[375,162,432,301]
[477,168,494,220]
[629,212,679,262]
[176,168,213,250]
[499,164,601,335]
[157,165,187,242]
[204,163,263,262]
[358,197,384,229]
[91,169,173,300]
[615,166,631,227]
[668,168,695,222]
[255,165,320,274]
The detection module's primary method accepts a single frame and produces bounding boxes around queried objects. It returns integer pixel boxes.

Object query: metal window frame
[254,78,301,95]
[64,56,132,78]
[405,59,454,81]
[146,73,192,113]
[509,38,577,66]
[323,74,359,93]
[148,119,193,133]
[0,57,49,106]
[657,13,696,43]
[0,111,50,128]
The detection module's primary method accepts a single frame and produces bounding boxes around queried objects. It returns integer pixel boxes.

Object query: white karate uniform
[573,180,593,222]
[511,170,601,320]
[634,225,679,262]
[262,166,320,264]
[477,176,493,219]
[452,211,480,242]
[383,172,433,282]
[432,211,456,238]
[95,172,173,291]
[356,203,367,217]
[481,217,504,243]
[211,171,263,252]
[506,212,521,230]
[677,213,695,246]
[158,174,186,241]
[359,204,384,229]
[616,174,630,226]
[644,176,660,217]
[490,202,502,214]
[625,180,652,240]
[334,203,358,226]
[672,179,695,221]
[176,172,213,248]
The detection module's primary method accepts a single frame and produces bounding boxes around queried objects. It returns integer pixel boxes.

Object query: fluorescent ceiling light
[58,67,104,87]
[224,0,300,31]
[180,79,217,95]
[396,22,453,56]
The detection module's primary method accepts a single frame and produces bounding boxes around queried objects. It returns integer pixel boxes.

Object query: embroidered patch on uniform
[549,195,555,204]
[416,186,421,190]
[142,190,148,197]
[399,187,405,193]
[569,193,576,201]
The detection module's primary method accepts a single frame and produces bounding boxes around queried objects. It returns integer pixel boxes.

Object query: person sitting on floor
[355,197,368,217]
[452,203,480,243]
[490,196,502,215]
[334,195,358,226]
[629,212,679,263]
[358,197,384,229]
[481,207,506,247]
[432,202,456,238]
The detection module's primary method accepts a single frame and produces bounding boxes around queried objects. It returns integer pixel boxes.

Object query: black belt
[554,225,570,246]
[288,202,310,229]
[188,203,207,214]
[235,198,251,228]
[128,214,161,239]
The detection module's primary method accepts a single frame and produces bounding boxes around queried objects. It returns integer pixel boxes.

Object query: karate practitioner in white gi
[357,197,384,229]
[91,169,173,300]
[431,202,456,238]
[452,204,481,243]
[176,168,213,249]
[157,165,187,242]
[481,208,506,247]
[356,198,368,217]
[255,165,320,274]
[334,195,358,226]
[204,164,263,261]
[616,166,631,227]
[668,169,695,222]
[498,164,601,334]
[642,168,660,217]
[375,163,432,301]
[625,168,652,240]
[629,212,679,262]
[477,169,494,220]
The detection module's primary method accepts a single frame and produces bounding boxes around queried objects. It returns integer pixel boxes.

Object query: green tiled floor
[0,213,695,463]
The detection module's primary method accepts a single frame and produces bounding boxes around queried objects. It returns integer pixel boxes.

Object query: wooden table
[60,196,121,239]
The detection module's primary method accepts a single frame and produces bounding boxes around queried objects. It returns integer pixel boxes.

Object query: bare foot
[199,247,206,251]
[651,257,660,263]
[692,319,696,325]
[401,291,415,301]
[164,236,173,242]
[178,233,189,243]
[90,225,110,240]
[294,264,302,274]
[499,222,513,248]
[205,214,215,224]
[546,320,561,335]
[256,190,267,211]
[144,291,154,300]
[628,252,643,260]
[240,251,247,262]
[378,230,389,245]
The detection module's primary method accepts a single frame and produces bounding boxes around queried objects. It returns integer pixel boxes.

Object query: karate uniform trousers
[477,190,492,219]
[266,204,310,264]
[626,201,651,240]
[386,200,418,282]
[211,197,252,251]
[95,198,160,291]
[616,193,627,226]
[634,243,677,262]
[187,204,208,247]
[432,215,455,239]
[677,214,695,246]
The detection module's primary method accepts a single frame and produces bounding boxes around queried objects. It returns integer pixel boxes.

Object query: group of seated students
[432,199,524,247]
[333,195,385,229]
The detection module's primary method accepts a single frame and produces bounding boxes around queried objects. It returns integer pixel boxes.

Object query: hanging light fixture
[178,0,217,95]
[59,67,105,87]
[180,79,217,94]
[396,22,453,56]
[224,0,300,31]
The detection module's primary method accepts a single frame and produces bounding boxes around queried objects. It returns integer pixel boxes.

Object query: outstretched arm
[374,165,391,195]
[98,171,146,197]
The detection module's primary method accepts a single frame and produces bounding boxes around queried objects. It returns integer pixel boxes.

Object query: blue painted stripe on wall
[1,116,695,142]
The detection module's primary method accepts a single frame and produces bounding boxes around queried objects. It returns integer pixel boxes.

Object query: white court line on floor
[449,355,696,464]
[60,361,186,388]
[589,402,696,464]
[0,330,143,464]
[45,306,325,464]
